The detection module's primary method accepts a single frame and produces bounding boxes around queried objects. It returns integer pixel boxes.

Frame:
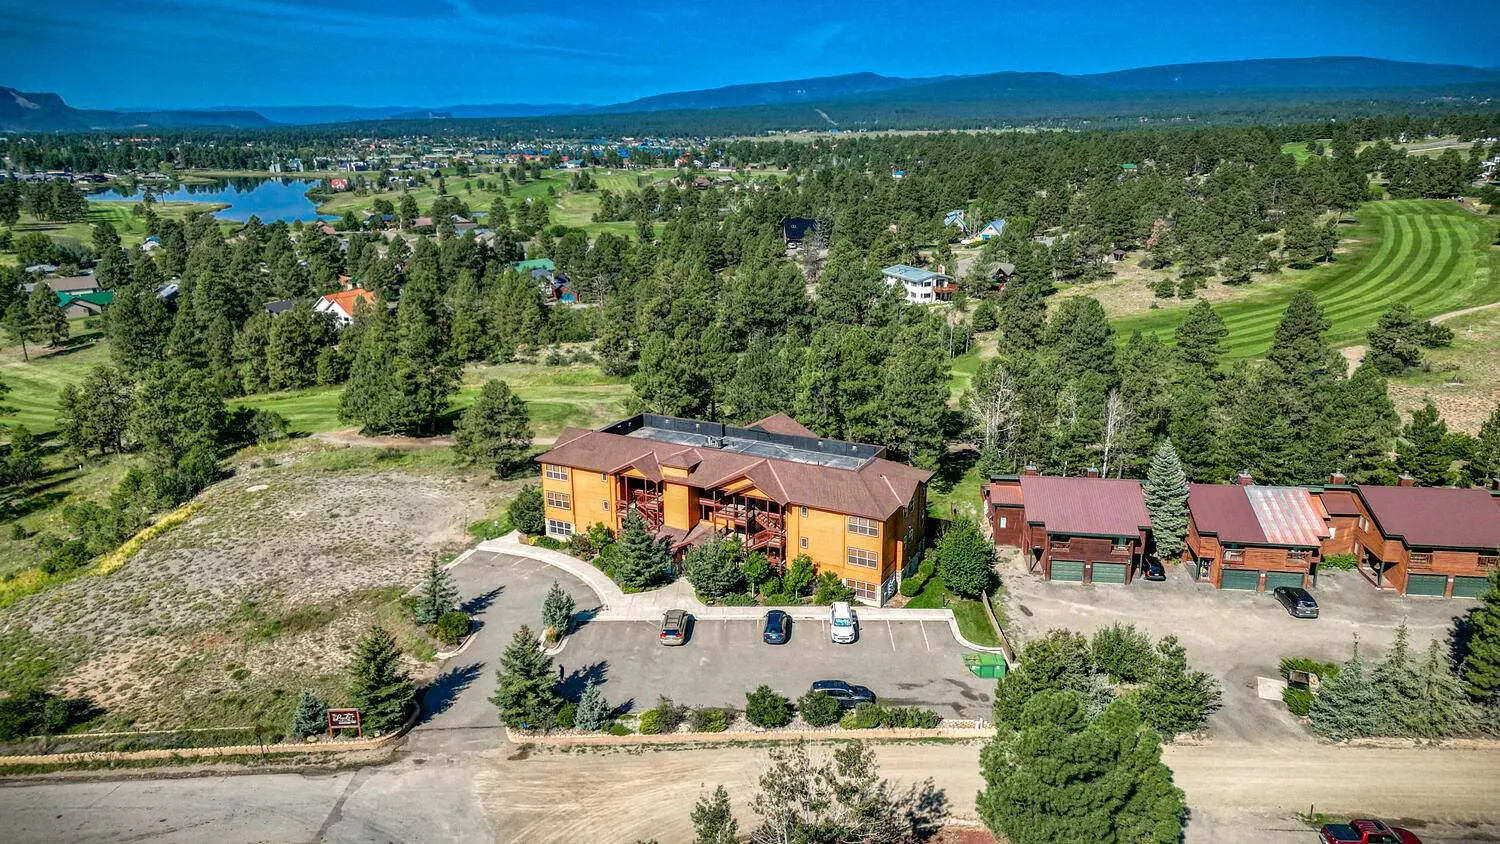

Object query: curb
[506,726,996,746]
[433,629,480,660]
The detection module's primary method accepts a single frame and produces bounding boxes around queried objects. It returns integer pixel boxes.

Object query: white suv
[829,601,858,644]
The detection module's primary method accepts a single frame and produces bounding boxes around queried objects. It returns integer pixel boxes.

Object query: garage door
[1405,574,1448,597]
[1050,560,1085,582]
[1451,576,1491,599]
[1221,568,1261,590]
[1092,562,1127,584]
[1264,571,1306,591]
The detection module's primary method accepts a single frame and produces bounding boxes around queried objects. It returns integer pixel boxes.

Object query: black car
[762,610,791,644]
[1142,559,1166,581]
[1273,586,1319,619]
[810,680,876,708]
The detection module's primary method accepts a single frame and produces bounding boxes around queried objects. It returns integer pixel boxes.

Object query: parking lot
[1000,553,1476,744]
[561,615,993,719]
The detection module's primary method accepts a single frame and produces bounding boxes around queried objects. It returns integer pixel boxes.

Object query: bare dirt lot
[0,442,504,731]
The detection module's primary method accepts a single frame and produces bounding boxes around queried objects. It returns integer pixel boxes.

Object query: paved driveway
[413,551,600,751]
[1000,553,1475,744]
[560,615,993,719]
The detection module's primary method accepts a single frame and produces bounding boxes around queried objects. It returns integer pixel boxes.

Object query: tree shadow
[1450,611,1475,667]
[559,659,609,700]
[932,446,978,497]
[3,489,68,522]
[569,606,600,632]
[461,585,504,617]
[419,661,483,722]
[904,780,950,841]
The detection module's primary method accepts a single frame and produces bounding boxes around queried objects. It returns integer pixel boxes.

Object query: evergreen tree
[879,327,949,469]
[26,283,68,348]
[1373,623,1428,738]
[682,533,746,599]
[691,785,738,844]
[978,692,1183,844]
[1168,380,1220,482]
[935,516,994,598]
[1333,363,1399,484]
[1173,301,1228,380]
[414,560,459,624]
[540,580,576,638]
[490,625,562,728]
[1461,572,1500,704]
[290,689,328,738]
[1366,303,1428,375]
[506,484,545,535]
[574,677,611,731]
[998,278,1047,350]
[1309,639,1381,741]
[1397,400,1451,487]
[1466,402,1500,486]
[454,379,534,477]
[1143,441,1190,559]
[1137,635,1220,736]
[614,507,671,589]
[1416,639,1469,737]
[4,425,43,487]
[347,626,415,734]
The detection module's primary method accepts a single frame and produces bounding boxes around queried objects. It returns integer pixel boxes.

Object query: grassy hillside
[1111,200,1500,358]
[2,202,226,266]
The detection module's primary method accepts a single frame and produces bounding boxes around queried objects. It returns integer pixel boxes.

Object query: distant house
[1110,248,1128,262]
[942,210,967,233]
[882,264,951,304]
[984,469,1152,584]
[314,286,376,327]
[154,281,180,302]
[56,290,114,319]
[452,215,477,234]
[993,262,1015,288]
[329,178,349,191]
[26,276,100,296]
[972,219,1007,242]
[263,298,298,316]
[512,258,556,274]
[891,169,906,179]
[410,216,434,230]
[314,222,338,236]
[781,217,817,247]
[541,271,576,304]
[23,263,59,275]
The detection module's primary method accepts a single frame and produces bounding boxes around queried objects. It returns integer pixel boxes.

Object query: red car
[1319,819,1422,844]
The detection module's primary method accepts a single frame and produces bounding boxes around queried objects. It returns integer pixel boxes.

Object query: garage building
[985,470,1152,585]
[1332,481,1500,598]
[1186,476,1330,591]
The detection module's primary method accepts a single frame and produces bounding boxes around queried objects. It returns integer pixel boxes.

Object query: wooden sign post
[327,708,363,738]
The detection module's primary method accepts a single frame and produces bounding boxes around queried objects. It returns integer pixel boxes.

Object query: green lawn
[1280,138,1333,166]
[1112,200,1500,359]
[2,202,226,266]
[903,575,1000,647]
[0,330,110,435]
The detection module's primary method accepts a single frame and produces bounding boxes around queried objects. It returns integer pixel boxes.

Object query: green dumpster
[964,653,1008,679]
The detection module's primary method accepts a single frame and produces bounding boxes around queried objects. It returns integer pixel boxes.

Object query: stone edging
[506,726,997,746]
[0,704,421,769]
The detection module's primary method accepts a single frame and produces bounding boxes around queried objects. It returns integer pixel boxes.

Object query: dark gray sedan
[1273,586,1319,619]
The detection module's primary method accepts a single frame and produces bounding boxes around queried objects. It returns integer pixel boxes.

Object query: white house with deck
[882,264,951,304]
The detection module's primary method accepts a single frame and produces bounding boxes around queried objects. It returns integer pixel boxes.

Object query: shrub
[1279,657,1340,683]
[567,532,597,560]
[890,707,942,728]
[432,611,471,646]
[761,592,800,606]
[1321,554,1357,571]
[648,695,687,733]
[840,704,885,730]
[797,691,842,727]
[690,706,730,732]
[1283,686,1314,717]
[840,703,942,730]
[10,523,27,541]
[586,522,615,549]
[0,687,76,741]
[606,721,632,736]
[721,592,759,606]
[638,709,663,734]
[532,535,566,550]
[813,570,856,604]
[1091,623,1158,684]
[556,702,577,729]
[745,685,792,728]
[899,561,936,597]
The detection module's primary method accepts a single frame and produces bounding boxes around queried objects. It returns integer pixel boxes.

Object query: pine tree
[1373,623,1426,737]
[1168,380,1219,482]
[879,325,949,469]
[347,626,415,734]
[540,580,576,639]
[1366,303,1428,374]
[1309,639,1381,741]
[574,677,611,731]
[682,534,746,599]
[1466,402,1500,487]
[1334,363,1399,484]
[691,785,739,844]
[414,561,459,624]
[454,379,534,478]
[1397,400,1451,487]
[4,424,42,486]
[1173,301,1228,380]
[290,689,328,738]
[26,283,68,348]
[613,507,671,589]
[1137,635,1220,736]
[490,625,562,728]
[1461,572,1500,704]
[1416,640,1470,737]
[1143,441,1190,559]
[935,516,995,598]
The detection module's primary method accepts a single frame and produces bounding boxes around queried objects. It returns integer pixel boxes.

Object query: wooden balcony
[632,489,664,531]
[1409,552,1434,570]
[1479,554,1499,570]
[746,511,786,564]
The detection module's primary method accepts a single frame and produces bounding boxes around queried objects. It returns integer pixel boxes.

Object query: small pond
[93,178,335,223]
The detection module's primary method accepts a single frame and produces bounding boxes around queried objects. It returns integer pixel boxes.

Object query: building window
[999,516,1008,529]
[847,547,878,569]
[601,472,607,481]
[603,500,610,511]
[546,491,571,510]
[545,519,574,539]
[843,578,877,601]
[1328,526,1336,537]
[544,465,568,481]
[800,506,808,518]
[848,516,878,537]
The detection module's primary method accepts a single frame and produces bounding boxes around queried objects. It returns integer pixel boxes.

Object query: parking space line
[886,620,896,651]
[920,622,931,651]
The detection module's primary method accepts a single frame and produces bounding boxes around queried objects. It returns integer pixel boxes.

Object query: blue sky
[0,0,1490,108]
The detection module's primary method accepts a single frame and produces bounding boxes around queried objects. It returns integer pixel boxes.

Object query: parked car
[810,680,876,708]
[1319,818,1420,844]
[1273,586,1319,619]
[659,609,690,645]
[1142,559,1166,581]
[829,601,858,644]
[762,609,791,645]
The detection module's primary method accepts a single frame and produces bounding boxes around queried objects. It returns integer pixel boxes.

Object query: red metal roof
[986,481,1024,507]
[1188,484,1328,547]
[1019,476,1150,536]
[1318,489,1363,517]
[1356,485,1500,550]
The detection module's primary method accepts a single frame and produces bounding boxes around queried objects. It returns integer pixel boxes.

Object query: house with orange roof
[314,286,376,327]
[534,413,931,605]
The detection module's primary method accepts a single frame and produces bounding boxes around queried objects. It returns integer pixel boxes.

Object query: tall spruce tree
[1333,363,1400,484]
[490,625,562,728]
[347,626,415,733]
[1173,301,1228,380]
[414,560,459,624]
[1137,635,1220,735]
[1397,400,1452,487]
[454,379,533,477]
[1373,623,1426,737]
[613,507,671,589]
[26,283,68,348]
[1143,441,1190,559]
[1309,639,1380,741]
[1461,572,1500,704]
[574,678,611,731]
[540,580,576,638]
[1416,639,1470,737]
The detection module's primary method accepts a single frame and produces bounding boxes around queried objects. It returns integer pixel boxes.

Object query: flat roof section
[627,424,866,471]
